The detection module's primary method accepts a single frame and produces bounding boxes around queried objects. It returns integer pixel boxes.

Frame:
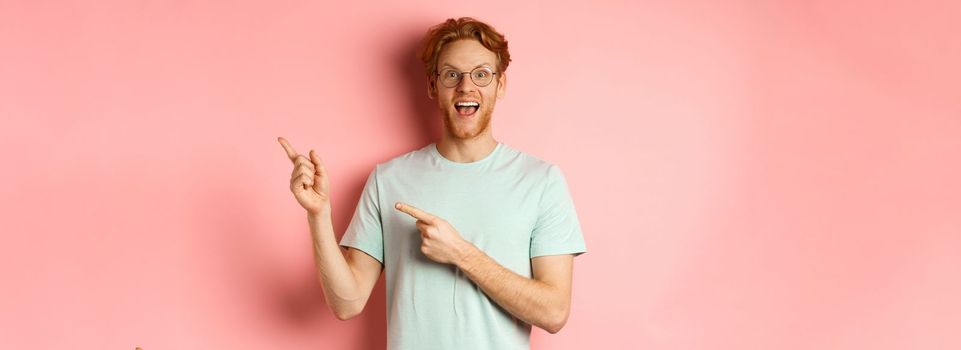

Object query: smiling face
[428,39,507,141]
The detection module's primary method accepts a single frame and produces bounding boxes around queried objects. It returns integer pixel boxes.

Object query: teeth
[455,101,479,107]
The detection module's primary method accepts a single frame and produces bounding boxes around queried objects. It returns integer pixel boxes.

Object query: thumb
[309,149,329,194]
[309,149,323,169]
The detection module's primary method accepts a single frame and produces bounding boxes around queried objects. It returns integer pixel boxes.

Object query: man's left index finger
[395,202,436,222]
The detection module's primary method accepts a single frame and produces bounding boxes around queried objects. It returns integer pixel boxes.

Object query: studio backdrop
[1,0,959,349]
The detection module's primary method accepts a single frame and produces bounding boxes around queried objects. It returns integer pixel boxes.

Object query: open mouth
[454,101,479,117]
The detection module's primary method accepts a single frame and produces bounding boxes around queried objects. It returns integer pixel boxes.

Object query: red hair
[417,17,511,79]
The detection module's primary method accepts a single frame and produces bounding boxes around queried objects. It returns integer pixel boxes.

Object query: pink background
[2,1,960,349]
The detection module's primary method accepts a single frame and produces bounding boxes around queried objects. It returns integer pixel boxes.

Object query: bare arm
[456,248,574,334]
[278,136,382,321]
[393,202,576,333]
[308,212,383,321]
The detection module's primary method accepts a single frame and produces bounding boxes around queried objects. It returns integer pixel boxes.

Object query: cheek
[434,93,449,108]
[484,89,499,105]
[437,91,453,105]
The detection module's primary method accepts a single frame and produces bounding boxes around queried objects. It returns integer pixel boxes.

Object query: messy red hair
[417,17,511,79]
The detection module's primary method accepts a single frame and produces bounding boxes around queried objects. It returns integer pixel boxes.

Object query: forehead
[437,39,498,70]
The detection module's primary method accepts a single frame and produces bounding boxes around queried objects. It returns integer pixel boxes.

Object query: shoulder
[371,143,434,177]
[501,143,565,180]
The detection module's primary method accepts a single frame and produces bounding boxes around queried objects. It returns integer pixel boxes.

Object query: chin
[442,109,493,140]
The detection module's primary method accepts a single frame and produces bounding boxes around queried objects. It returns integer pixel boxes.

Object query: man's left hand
[395,202,472,265]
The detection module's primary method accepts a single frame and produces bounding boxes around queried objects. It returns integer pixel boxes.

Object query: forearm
[307,211,362,319]
[454,243,569,333]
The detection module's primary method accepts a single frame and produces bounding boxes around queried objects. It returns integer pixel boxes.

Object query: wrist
[307,209,332,222]
[454,240,480,269]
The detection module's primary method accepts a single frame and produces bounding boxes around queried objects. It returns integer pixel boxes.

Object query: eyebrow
[440,63,493,70]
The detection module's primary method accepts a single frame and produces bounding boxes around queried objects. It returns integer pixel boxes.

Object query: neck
[436,132,498,163]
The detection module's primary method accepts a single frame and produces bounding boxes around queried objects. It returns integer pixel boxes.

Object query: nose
[455,74,476,93]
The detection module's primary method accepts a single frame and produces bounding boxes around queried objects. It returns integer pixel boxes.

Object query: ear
[495,72,507,100]
[427,76,437,100]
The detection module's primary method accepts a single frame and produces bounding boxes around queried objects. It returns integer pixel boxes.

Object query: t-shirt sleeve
[530,165,587,258]
[338,167,385,264]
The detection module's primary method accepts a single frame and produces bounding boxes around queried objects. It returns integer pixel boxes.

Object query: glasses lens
[471,68,493,86]
[440,69,461,87]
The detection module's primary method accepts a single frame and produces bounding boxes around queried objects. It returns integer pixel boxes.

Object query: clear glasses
[436,67,498,88]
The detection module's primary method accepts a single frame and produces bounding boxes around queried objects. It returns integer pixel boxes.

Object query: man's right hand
[278,136,331,215]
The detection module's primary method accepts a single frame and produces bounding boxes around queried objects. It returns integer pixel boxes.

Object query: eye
[443,70,459,79]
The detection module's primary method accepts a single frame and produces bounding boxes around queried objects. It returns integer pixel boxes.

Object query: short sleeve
[530,165,587,258]
[339,167,385,264]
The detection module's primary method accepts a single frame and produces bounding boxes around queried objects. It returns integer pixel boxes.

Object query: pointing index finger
[277,137,299,162]
[395,202,436,223]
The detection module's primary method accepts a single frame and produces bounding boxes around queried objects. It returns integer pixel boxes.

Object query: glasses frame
[435,66,499,88]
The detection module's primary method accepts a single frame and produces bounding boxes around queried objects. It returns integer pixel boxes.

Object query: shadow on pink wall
[202,27,440,349]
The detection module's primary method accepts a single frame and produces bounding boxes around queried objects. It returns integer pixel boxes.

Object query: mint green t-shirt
[339,142,587,350]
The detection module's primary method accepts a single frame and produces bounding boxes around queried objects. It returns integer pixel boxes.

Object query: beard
[440,103,493,140]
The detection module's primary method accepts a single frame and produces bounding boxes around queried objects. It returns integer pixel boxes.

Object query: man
[277,17,586,350]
